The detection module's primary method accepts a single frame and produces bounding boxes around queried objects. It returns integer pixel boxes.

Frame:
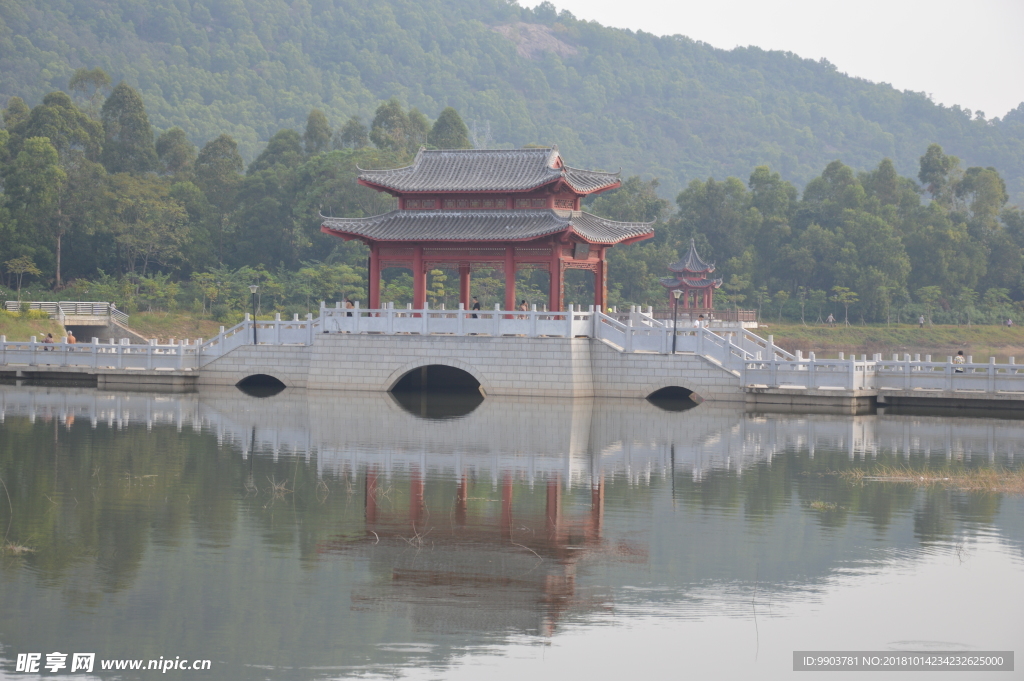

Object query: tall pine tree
[100,82,157,174]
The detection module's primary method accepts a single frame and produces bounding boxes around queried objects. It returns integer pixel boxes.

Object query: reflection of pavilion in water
[320,468,621,636]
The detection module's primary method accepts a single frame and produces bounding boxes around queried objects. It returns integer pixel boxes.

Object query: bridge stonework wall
[198,345,313,388]
[197,335,743,401]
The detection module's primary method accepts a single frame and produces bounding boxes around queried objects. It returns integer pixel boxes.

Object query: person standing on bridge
[518,300,528,319]
[953,350,966,373]
[66,330,76,351]
[42,332,54,350]
[471,297,480,319]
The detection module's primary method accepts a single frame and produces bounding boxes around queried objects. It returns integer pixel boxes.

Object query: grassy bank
[126,312,226,343]
[0,315,66,341]
[759,322,1024,362]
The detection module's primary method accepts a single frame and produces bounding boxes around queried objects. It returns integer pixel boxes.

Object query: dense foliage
[2,0,1024,204]
[590,151,1024,325]
[1,79,1022,325]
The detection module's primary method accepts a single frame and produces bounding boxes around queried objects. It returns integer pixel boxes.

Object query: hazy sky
[524,0,1024,119]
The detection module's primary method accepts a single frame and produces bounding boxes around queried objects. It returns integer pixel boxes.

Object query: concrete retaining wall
[197,334,744,401]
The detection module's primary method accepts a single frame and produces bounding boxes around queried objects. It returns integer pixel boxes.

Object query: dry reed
[839,466,1024,495]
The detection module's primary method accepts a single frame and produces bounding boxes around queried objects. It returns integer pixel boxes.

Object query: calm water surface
[0,386,1022,680]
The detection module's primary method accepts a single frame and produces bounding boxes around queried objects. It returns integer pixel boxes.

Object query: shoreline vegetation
[841,466,1024,496]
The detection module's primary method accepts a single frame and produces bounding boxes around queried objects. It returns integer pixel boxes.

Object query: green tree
[918,144,961,203]
[68,67,112,114]
[369,99,410,152]
[4,256,42,302]
[4,137,66,285]
[2,96,30,129]
[194,135,244,261]
[915,286,943,324]
[109,174,189,278]
[334,116,369,150]
[100,82,158,174]
[303,109,332,155]
[428,107,471,149]
[589,176,668,223]
[406,108,430,154]
[7,91,102,161]
[155,127,197,176]
[248,129,304,174]
[830,286,859,325]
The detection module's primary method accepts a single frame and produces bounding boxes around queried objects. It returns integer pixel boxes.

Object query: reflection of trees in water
[1,390,1021,629]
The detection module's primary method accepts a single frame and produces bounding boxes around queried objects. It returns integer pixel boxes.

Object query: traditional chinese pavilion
[321,147,654,311]
[660,239,723,309]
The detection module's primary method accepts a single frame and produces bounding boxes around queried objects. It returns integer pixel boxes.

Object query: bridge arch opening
[646,386,702,412]
[390,364,483,419]
[236,374,286,397]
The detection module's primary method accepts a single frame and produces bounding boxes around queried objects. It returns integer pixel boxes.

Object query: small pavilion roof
[321,210,653,245]
[659,276,723,290]
[669,239,715,274]
[357,147,620,195]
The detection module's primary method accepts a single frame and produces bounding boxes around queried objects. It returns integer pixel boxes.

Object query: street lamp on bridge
[249,285,259,345]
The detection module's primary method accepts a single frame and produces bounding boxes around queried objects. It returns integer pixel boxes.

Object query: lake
[0,385,1021,679]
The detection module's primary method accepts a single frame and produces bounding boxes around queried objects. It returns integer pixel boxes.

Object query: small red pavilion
[321,146,654,311]
[660,239,723,309]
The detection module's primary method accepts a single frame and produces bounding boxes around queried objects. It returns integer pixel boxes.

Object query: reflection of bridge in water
[2,387,1020,484]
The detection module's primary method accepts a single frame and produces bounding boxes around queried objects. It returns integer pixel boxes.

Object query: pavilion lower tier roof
[321,209,653,245]
[659,276,723,289]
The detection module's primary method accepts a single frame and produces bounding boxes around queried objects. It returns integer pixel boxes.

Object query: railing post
[989,357,997,393]
[29,336,38,367]
[529,305,538,338]
[177,341,185,371]
[147,345,154,370]
[851,357,857,390]
[769,358,777,387]
[458,303,465,335]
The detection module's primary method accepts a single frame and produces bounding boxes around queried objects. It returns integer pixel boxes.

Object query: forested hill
[2,0,1024,201]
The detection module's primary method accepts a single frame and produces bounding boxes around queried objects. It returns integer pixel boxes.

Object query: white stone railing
[320,302,595,338]
[742,351,1024,392]
[198,313,319,365]
[0,336,200,371]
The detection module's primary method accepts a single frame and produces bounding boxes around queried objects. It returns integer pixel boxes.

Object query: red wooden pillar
[705,287,712,309]
[550,240,563,312]
[593,253,606,310]
[368,244,381,309]
[459,264,471,309]
[545,474,562,543]
[504,246,516,312]
[413,245,426,309]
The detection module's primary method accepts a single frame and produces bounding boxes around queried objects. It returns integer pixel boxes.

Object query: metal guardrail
[3,301,129,323]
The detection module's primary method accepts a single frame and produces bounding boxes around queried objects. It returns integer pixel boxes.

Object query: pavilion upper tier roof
[321,210,653,245]
[357,146,620,195]
[669,239,715,274]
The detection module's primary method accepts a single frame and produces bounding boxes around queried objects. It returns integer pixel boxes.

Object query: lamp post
[672,289,683,354]
[249,285,258,345]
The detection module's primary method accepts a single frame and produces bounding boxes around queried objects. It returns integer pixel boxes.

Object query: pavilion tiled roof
[669,238,715,274]
[659,276,723,289]
[320,210,652,245]
[357,146,620,194]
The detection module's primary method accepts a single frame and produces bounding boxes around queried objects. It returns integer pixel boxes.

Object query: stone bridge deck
[3,305,1024,410]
